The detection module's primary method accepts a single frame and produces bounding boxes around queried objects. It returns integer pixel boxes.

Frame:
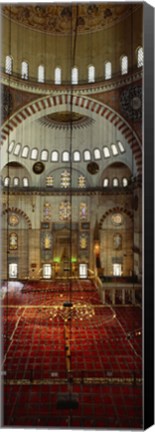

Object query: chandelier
[49,302,95,323]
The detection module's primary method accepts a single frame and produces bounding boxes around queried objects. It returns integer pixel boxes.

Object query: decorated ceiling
[2,3,140,35]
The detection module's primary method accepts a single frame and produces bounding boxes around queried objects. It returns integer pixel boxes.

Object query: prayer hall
[1,3,143,428]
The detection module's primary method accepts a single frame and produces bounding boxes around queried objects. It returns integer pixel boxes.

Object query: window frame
[38,64,45,83]
[71,66,78,85]
[30,148,39,160]
[62,151,70,162]
[41,149,49,162]
[113,177,119,187]
[73,150,81,162]
[21,61,29,80]
[5,55,13,75]
[105,61,112,80]
[22,146,29,158]
[103,146,110,159]
[13,143,21,156]
[83,149,91,162]
[54,67,62,85]
[88,65,95,83]
[51,150,59,162]
[120,55,128,75]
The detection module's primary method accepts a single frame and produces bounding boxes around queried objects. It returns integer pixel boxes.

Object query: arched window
[13,143,21,156]
[88,65,95,83]
[103,147,110,158]
[4,176,10,187]
[113,234,122,250]
[73,151,81,162]
[38,65,45,83]
[41,149,49,161]
[111,144,118,156]
[30,148,38,160]
[121,56,128,75]
[103,178,109,187]
[8,140,15,154]
[51,150,59,162]
[5,55,13,74]
[137,47,143,68]
[83,150,91,161]
[62,151,70,162]
[13,177,20,187]
[113,178,119,187]
[117,141,125,153]
[105,61,112,80]
[9,232,18,250]
[54,67,61,84]
[71,67,78,84]
[23,177,29,187]
[122,177,128,187]
[94,148,101,160]
[21,61,28,79]
[22,146,29,158]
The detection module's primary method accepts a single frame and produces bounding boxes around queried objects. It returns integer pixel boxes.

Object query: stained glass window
[113,234,122,250]
[137,47,143,68]
[55,67,61,85]
[5,55,13,74]
[51,151,59,162]
[103,147,110,158]
[21,61,28,79]
[43,202,51,221]
[105,61,112,80]
[111,144,118,156]
[71,67,78,84]
[80,203,87,220]
[22,146,29,158]
[73,151,81,162]
[59,201,71,221]
[38,65,45,83]
[9,232,18,250]
[78,175,86,188]
[121,56,128,75]
[61,170,70,188]
[88,65,95,83]
[80,234,87,249]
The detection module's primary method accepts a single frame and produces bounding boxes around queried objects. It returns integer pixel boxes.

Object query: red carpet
[2,279,142,428]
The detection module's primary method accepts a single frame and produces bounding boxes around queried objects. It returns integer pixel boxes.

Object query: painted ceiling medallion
[2,4,140,35]
[33,161,45,174]
[87,162,99,175]
[9,214,19,226]
[38,111,94,130]
[111,213,123,226]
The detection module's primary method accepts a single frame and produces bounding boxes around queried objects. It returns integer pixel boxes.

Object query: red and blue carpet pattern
[2,279,142,428]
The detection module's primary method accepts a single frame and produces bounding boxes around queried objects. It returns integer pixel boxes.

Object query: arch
[1,94,142,173]
[99,206,133,229]
[2,207,32,229]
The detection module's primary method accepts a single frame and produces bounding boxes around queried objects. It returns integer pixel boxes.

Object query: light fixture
[49,302,95,323]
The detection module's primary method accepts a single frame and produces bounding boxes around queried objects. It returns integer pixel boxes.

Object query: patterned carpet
[2,279,142,428]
